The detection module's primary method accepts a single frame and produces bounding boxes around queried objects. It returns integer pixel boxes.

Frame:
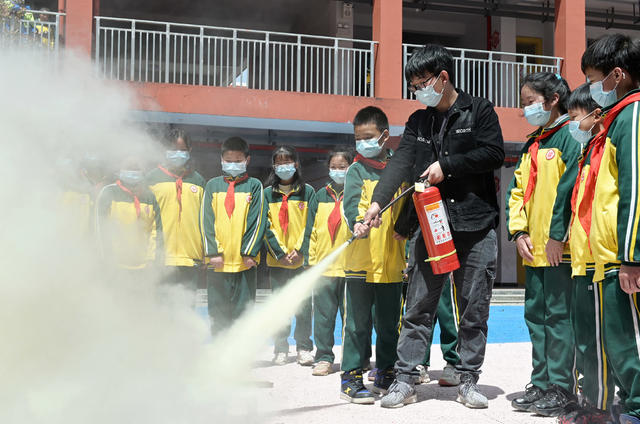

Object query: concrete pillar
[372,0,402,99]
[554,0,586,89]
[58,0,96,57]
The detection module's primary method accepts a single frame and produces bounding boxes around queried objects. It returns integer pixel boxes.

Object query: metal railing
[403,44,563,108]
[95,17,377,97]
[0,10,63,53]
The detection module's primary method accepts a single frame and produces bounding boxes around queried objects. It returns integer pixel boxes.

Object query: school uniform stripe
[243,182,264,256]
[626,103,640,261]
[594,282,608,409]
[630,292,640,363]
[450,274,460,331]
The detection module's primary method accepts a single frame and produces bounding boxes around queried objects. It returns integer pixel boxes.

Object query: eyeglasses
[408,73,440,93]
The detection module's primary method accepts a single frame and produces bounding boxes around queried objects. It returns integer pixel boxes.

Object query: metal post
[130,20,136,81]
[460,49,466,92]
[333,38,338,95]
[488,51,493,104]
[264,33,270,90]
[402,44,407,99]
[199,27,204,85]
[55,14,60,54]
[95,17,100,64]
[296,35,301,92]
[369,42,375,97]
[165,23,170,83]
[232,30,237,87]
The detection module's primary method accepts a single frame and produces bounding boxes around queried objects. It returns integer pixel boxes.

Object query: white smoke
[0,44,345,424]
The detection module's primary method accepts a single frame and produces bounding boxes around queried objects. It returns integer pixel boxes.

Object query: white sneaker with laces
[297,350,314,366]
[273,352,287,366]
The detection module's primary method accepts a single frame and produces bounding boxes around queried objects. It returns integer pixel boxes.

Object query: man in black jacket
[360,45,505,409]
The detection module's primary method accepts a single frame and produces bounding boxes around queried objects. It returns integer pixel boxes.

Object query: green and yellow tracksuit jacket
[309,183,350,277]
[147,167,206,267]
[506,115,580,267]
[200,174,267,273]
[588,90,640,280]
[264,183,317,269]
[343,159,408,283]
[569,140,597,278]
[59,176,103,238]
[96,182,162,269]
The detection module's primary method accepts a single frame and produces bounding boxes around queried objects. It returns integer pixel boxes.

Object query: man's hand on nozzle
[420,161,444,185]
[353,222,371,239]
[363,202,382,228]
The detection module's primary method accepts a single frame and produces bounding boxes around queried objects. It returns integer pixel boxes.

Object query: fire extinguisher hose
[425,249,457,262]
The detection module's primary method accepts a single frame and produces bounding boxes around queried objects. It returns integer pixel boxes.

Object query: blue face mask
[590,72,619,108]
[523,102,551,127]
[329,169,346,185]
[275,163,296,181]
[356,133,385,158]
[568,117,595,145]
[221,160,247,177]
[166,150,190,169]
[119,170,144,186]
[415,73,444,107]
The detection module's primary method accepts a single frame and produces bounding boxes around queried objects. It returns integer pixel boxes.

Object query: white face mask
[329,169,346,185]
[415,73,445,107]
[523,102,551,127]
[568,111,596,145]
[590,71,620,108]
[356,133,385,158]
[221,160,247,177]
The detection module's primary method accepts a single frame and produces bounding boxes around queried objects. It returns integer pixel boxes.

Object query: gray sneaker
[416,365,430,384]
[456,375,488,409]
[380,380,417,408]
[438,363,460,386]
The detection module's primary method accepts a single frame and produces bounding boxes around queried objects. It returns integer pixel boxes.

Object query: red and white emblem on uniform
[545,150,555,160]
[298,203,305,210]
[246,194,252,203]
[190,185,198,193]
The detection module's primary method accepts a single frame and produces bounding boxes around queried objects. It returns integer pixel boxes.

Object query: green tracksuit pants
[600,272,640,418]
[572,273,615,410]
[524,264,576,392]
[207,267,257,336]
[313,276,345,363]
[341,277,403,373]
[270,267,313,353]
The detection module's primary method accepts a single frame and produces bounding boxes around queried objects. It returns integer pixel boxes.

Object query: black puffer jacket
[372,90,505,233]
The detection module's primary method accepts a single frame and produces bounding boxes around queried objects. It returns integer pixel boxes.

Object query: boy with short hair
[340,106,407,404]
[579,34,640,424]
[200,137,266,335]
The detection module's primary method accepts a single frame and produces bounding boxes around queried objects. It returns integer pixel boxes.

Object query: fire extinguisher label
[424,201,452,245]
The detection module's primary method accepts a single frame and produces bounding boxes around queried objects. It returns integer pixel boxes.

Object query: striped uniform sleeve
[549,131,581,242]
[616,101,640,263]
[263,188,287,260]
[505,154,528,241]
[150,194,164,264]
[342,164,365,232]
[298,185,318,266]
[240,179,266,258]
[199,181,222,257]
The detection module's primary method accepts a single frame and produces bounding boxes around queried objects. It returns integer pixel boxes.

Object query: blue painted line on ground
[197,304,530,345]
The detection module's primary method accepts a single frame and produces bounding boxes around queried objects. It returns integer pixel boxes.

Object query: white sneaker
[312,360,332,376]
[297,350,314,366]
[416,364,430,384]
[273,352,287,366]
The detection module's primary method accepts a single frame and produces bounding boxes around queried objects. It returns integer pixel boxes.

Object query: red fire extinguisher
[413,185,460,274]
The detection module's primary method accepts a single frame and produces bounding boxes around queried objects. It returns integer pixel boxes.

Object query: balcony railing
[94,17,377,97]
[403,44,563,108]
[0,10,64,53]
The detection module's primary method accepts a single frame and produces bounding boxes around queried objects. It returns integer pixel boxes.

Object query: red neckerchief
[223,174,249,218]
[573,92,640,237]
[158,165,186,221]
[326,184,344,244]
[521,119,570,209]
[354,153,387,169]
[116,180,141,218]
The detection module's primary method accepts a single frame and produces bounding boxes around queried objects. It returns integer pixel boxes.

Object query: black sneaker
[532,384,578,417]
[340,369,375,404]
[511,383,544,412]
[372,368,395,394]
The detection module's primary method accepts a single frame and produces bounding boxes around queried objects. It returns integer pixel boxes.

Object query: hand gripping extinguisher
[413,182,460,274]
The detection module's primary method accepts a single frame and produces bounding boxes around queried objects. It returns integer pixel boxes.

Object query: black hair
[165,128,191,149]
[581,34,640,83]
[404,44,455,86]
[268,145,304,189]
[221,136,250,156]
[566,83,599,114]
[327,148,354,167]
[521,72,571,114]
[353,106,389,133]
